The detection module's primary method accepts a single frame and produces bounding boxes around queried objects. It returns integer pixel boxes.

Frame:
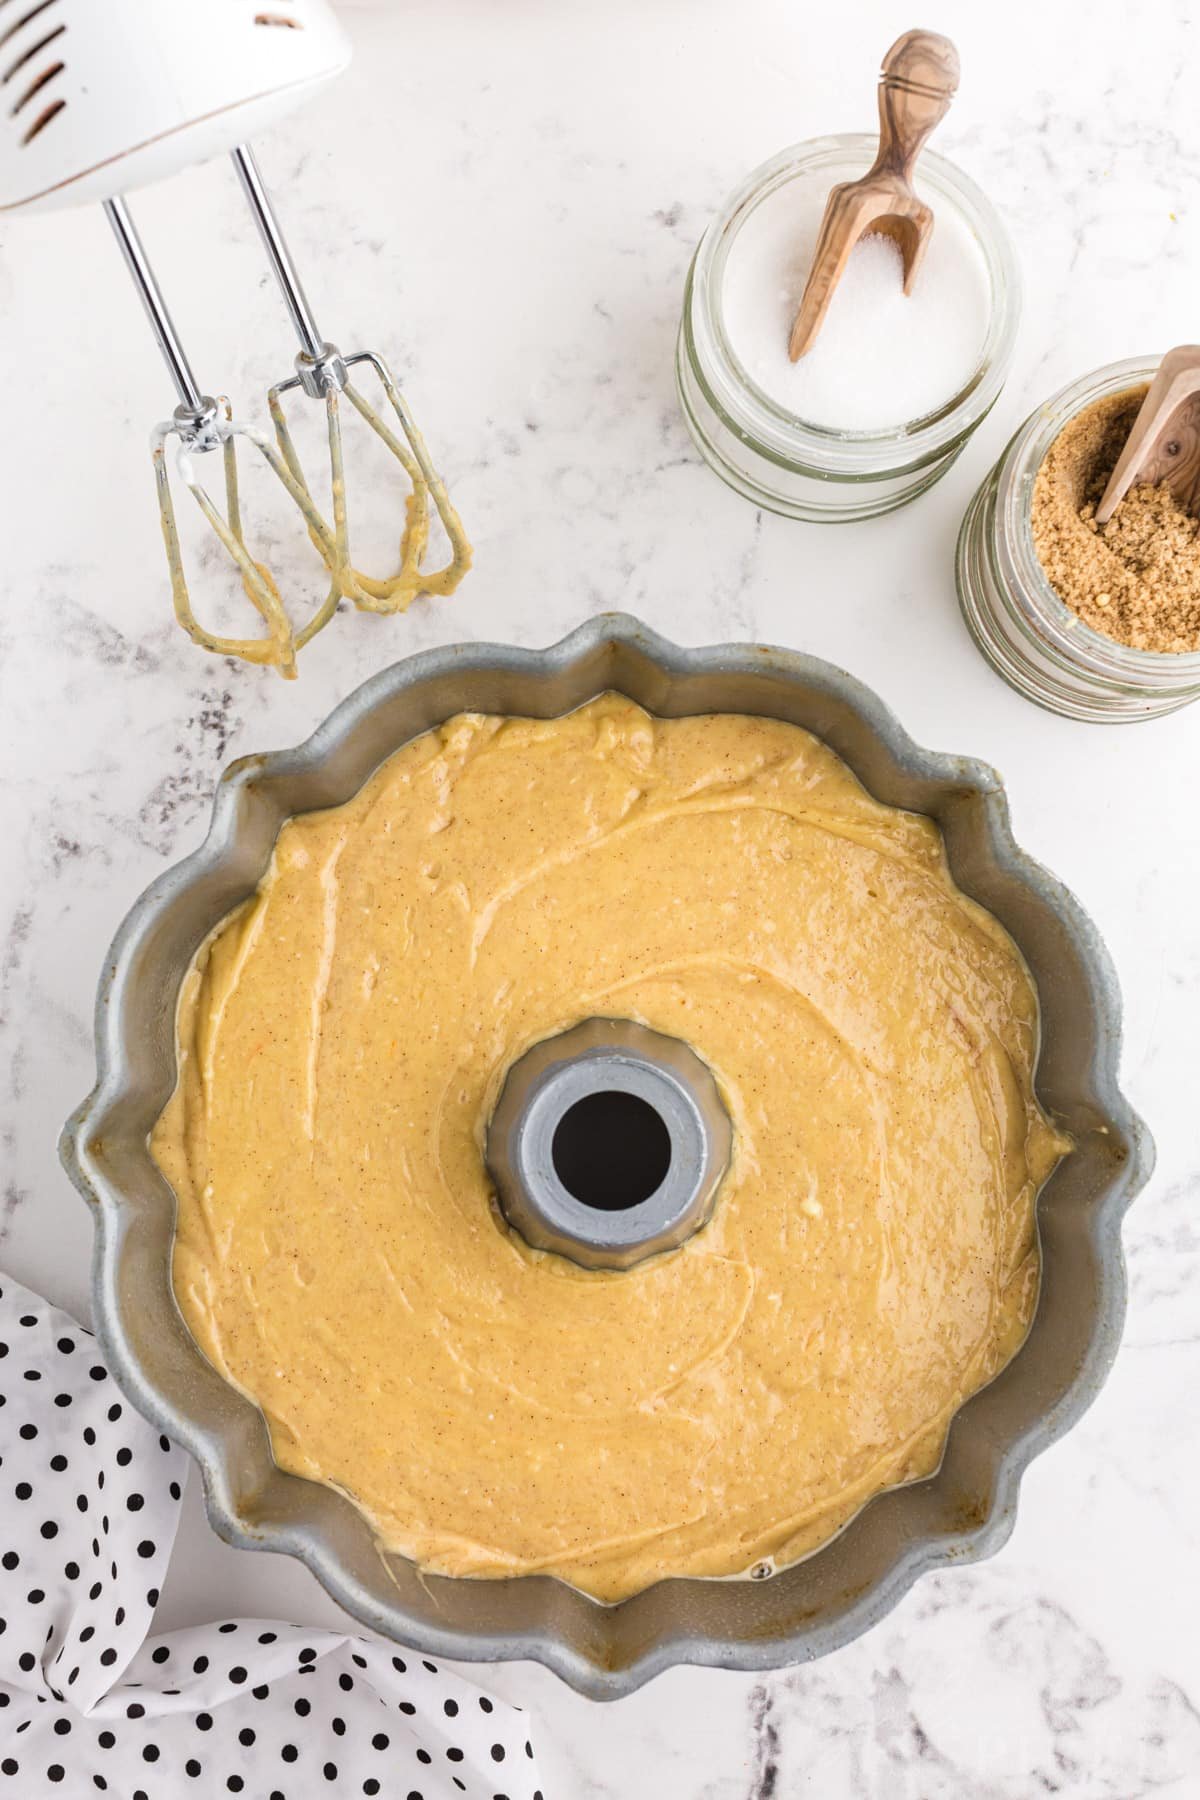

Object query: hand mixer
[1,0,470,675]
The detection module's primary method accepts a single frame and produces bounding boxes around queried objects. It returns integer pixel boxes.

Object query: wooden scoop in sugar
[788,29,960,362]
[1094,346,1200,526]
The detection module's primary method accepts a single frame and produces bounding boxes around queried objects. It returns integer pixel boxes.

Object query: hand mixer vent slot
[2,0,67,149]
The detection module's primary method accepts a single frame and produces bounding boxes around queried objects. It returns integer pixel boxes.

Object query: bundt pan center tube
[59,615,1153,1699]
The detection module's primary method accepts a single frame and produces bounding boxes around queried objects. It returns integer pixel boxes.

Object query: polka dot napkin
[0,1273,544,1799]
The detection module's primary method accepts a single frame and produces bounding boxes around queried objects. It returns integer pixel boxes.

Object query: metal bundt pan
[60,615,1153,1699]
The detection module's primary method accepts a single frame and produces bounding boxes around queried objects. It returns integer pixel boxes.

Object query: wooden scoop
[1093,346,1200,526]
[788,29,960,362]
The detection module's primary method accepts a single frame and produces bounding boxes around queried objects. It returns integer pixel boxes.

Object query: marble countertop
[2,0,1198,1793]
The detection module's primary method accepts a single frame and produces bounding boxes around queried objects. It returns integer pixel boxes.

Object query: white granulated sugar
[720,172,992,432]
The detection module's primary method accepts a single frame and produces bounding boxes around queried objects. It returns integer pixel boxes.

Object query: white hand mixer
[1,0,470,675]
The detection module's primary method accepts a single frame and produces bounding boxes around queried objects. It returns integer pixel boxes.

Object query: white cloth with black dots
[0,1274,544,1799]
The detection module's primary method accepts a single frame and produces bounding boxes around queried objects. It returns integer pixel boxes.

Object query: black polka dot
[53,1394,71,1409]
[88,1365,106,1381]
[141,1744,159,1763]
[258,1631,276,1644]
[136,1541,155,1559]
[98,1732,115,1750]
[106,1405,121,1423]
[88,1582,102,1601]
[115,1449,132,1468]
[151,1645,169,1664]
[479,1696,493,1713]
[218,1621,237,1634]
[0,1761,15,1778]
[0,1552,15,1571]
[186,1761,201,1779]
[47,1765,64,1783]
[491,1744,506,1762]
[99,1648,116,1668]
[114,1607,125,1626]
[332,1718,345,1737]
[63,1562,79,1580]
[52,1720,70,1738]
[227,1779,244,1794]
[415,1748,431,1763]
[446,1748,465,1763]
[422,1660,438,1674]
[75,1496,88,1513]
[22,1369,41,1382]
[323,1766,337,1783]
[57,1337,74,1354]
[365,1785,382,1799]
[281,1745,298,1763]
[127,1702,145,1719]
[339,1673,353,1692]
[371,1732,389,1752]
[49,1455,67,1472]
[392,1656,407,1673]
[400,1702,417,1717]
[169,1480,182,1501]
[444,1699,459,1717]
[18,1423,36,1441]
[146,1588,159,1607]
[252,1684,269,1700]
[159,1435,171,1453]
[83,1427,96,1446]
[196,1712,213,1731]
[298,1647,316,1665]
[294,1698,311,1717]
[238,1728,255,1747]
[93,1779,106,1792]
[351,1653,367,1669]
[14,1482,31,1501]
[17,1653,35,1673]
[228,1665,247,1684]
[25,1589,44,1604]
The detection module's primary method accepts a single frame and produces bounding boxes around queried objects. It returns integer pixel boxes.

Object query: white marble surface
[2,0,1199,1793]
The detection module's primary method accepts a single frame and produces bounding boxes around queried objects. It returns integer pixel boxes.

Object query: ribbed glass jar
[957,357,1200,722]
[676,134,1021,523]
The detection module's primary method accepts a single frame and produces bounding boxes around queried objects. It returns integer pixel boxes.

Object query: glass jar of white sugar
[676,134,1021,522]
[956,357,1200,721]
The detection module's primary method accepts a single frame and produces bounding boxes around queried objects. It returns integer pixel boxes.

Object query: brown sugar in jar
[1031,386,1200,654]
[957,357,1200,720]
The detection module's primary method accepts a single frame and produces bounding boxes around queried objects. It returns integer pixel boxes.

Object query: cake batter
[153,696,1067,1602]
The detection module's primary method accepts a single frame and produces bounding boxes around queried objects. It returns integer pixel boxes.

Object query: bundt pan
[60,615,1153,1699]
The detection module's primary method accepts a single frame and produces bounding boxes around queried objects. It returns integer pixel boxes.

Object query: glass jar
[676,134,1021,523]
[957,357,1200,722]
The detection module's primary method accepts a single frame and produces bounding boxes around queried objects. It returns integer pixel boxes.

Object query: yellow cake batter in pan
[153,695,1068,1602]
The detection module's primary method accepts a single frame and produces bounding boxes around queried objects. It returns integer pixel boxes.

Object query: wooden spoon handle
[872,29,960,186]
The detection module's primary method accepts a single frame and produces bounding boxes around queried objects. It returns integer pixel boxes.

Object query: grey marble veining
[1,0,1198,1793]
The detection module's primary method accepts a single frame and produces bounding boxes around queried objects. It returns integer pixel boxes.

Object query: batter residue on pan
[153,695,1068,1602]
